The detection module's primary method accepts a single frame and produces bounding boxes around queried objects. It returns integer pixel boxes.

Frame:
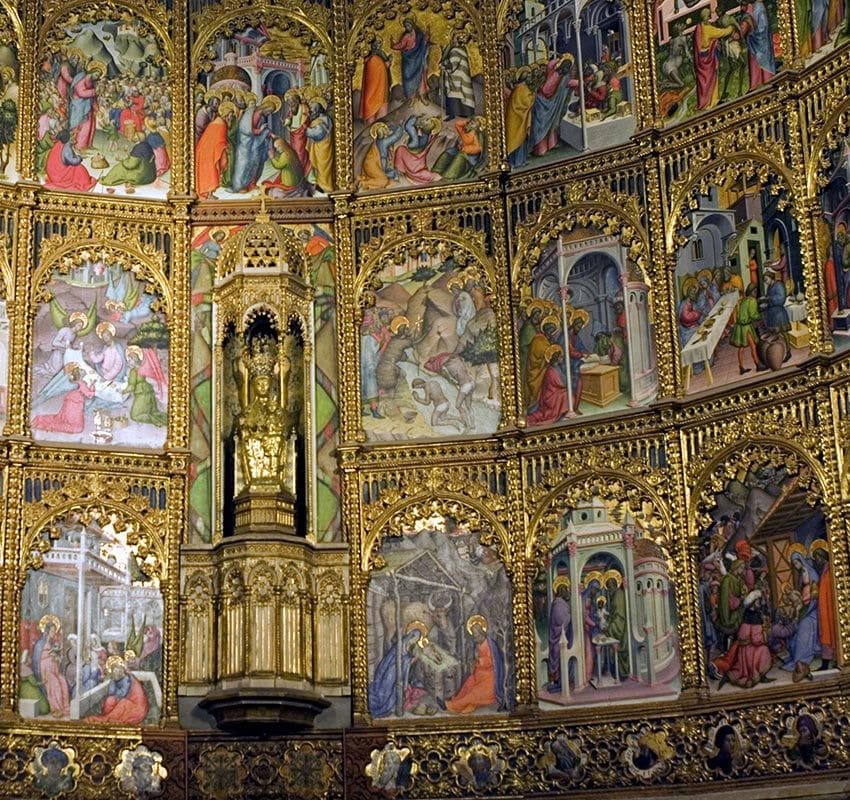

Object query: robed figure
[392,19,430,99]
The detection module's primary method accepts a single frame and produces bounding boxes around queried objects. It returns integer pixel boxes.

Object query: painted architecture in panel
[504,0,633,169]
[675,181,809,395]
[194,24,333,199]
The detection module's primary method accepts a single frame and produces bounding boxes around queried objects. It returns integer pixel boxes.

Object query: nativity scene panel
[518,231,656,425]
[534,498,679,709]
[675,180,809,395]
[37,17,171,198]
[366,511,513,720]
[20,508,164,725]
[360,245,500,440]
[697,461,837,692]
[30,260,168,448]
[504,0,633,169]
[353,10,486,190]
[654,0,780,126]
[194,21,333,200]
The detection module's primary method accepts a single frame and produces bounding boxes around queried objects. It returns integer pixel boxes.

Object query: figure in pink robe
[32,366,94,434]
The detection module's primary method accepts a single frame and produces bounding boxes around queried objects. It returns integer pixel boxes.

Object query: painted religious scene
[0,40,18,183]
[817,134,850,351]
[654,0,780,126]
[519,232,656,425]
[20,510,163,724]
[30,262,168,448]
[675,181,809,395]
[366,511,513,719]
[37,19,171,198]
[194,24,333,200]
[360,247,500,440]
[353,13,486,190]
[698,463,837,692]
[504,0,633,170]
[535,498,679,708]
[796,0,848,63]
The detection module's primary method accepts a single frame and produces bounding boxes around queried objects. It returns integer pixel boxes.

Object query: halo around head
[466,614,487,635]
[38,614,61,632]
[603,569,623,588]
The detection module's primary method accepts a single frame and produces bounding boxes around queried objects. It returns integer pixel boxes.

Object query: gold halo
[582,570,603,589]
[126,345,143,362]
[603,569,623,588]
[596,595,608,605]
[446,276,465,292]
[681,276,698,297]
[809,538,829,556]
[258,95,282,114]
[786,542,807,562]
[123,649,136,661]
[697,269,714,285]
[552,575,571,593]
[69,311,88,326]
[106,655,126,672]
[569,308,590,328]
[389,315,410,335]
[209,226,229,242]
[541,314,561,331]
[404,620,429,639]
[466,614,487,635]
[544,344,563,362]
[218,100,237,119]
[87,60,107,77]
[38,614,61,632]
[96,321,115,339]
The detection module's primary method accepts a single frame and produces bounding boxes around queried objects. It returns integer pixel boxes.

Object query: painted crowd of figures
[38,21,170,196]
[698,468,837,691]
[354,17,486,189]
[195,26,333,199]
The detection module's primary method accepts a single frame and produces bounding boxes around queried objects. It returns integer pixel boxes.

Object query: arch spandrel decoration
[356,228,503,441]
[349,0,489,193]
[666,152,818,398]
[36,5,173,199]
[191,4,334,200]
[18,486,168,726]
[361,495,515,722]
[525,474,680,710]
[30,238,170,449]
[689,442,842,696]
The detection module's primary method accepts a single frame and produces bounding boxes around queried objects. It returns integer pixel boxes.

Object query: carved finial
[257,185,270,223]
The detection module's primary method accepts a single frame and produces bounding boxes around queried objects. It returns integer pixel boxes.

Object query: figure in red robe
[526,345,568,425]
[44,130,96,192]
[813,545,836,669]
[85,659,149,724]
[119,94,146,139]
[693,9,735,110]
[445,616,505,714]
[32,363,94,433]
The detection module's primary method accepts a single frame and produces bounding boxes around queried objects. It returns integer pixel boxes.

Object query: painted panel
[655,0,780,126]
[38,19,170,198]
[0,40,18,183]
[797,0,847,63]
[360,251,500,440]
[194,24,333,199]
[20,514,163,724]
[353,15,486,190]
[30,263,168,448]
[504,0,633,169]
[366,513,513,719]
[519,232,656,425]
[535,498,679,708]
[817,134,850,351]
[698,465,836,692]
[675,183,809,395]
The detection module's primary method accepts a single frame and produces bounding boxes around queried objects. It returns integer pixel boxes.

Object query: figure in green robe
[124,349,167,427]
[606,576,630,677]
[716,560,747,643]
[101,133,157,188]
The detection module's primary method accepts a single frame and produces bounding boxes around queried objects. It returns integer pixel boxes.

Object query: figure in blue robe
[393,20,430,99]
[369,630,421,717]
[231,105,270,193]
